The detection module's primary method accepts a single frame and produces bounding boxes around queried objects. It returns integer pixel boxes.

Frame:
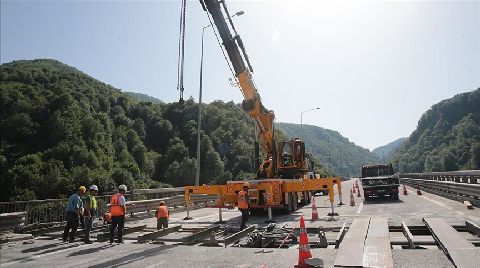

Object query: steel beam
[401,221,415,249]
[137,225,181,243]
[221,226,255,247]
[96,224,146,242]
[182,225,220,244]
[465,220,480,236]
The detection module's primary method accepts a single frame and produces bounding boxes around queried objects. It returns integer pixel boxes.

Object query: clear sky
[1,0,479,150]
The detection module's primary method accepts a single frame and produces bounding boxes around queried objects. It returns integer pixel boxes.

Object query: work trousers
[109,215,125,243]
[239,208,249,230]
[62,211,79,242]
[157,218,168,229]
[84,216,93,242]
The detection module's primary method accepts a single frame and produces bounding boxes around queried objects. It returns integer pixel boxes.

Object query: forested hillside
[0,59,329,201]
[372,138,407,161]
[390,89,480,173]
[276,123,381,177]
[125,92,163,104]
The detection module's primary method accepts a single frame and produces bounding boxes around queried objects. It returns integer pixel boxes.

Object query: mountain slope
[372,138,407,161]
[390,88,480,172]
[125,92,163,104]
[0,59,330,201]
[276,123,381,177]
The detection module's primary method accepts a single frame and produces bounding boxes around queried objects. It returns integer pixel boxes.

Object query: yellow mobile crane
[185,0,342,219]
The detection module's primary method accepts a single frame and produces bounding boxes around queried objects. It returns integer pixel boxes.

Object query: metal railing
[399,170,480,207]
[0,188,186,226]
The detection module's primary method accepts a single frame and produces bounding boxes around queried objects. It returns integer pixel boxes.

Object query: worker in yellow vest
[237,182,250,230]
[156,201,169,229]
[109,184,127,243]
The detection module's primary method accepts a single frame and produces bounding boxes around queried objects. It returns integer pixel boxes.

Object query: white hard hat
[89,185,98,191]
[119,184,127,191]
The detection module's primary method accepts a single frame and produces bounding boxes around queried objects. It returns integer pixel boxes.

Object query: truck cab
[361,164,399,200]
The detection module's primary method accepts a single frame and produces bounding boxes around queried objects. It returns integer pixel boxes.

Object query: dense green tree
[391,89,480,172]
[0,59,332,201]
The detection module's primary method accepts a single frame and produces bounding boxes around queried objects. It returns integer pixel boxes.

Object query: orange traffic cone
[295,216,312,268]
[403,185,408,195]
[416,184,422,195]
[349,189,356,206]
[311,196,319,221]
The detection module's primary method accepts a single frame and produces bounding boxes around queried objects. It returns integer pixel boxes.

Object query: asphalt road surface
[1,179,478,267]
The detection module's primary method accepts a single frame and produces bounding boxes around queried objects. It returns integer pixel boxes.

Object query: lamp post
[195,11,244,186]
[300,107,320,139]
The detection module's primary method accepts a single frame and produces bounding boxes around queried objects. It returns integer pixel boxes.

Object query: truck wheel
[282,193,293,214]
[292,192,298,211]
[301,191,308,206]
[393,194,399,200]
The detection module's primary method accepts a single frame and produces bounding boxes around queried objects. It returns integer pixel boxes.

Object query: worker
[155,201,169,229]
[109,184,127,243]
[83,185,98,244]
[238,182,250,230]
[62,186,86,242]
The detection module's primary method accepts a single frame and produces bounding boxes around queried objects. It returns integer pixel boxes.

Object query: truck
[184,0,343,217]
[361,164,400,201]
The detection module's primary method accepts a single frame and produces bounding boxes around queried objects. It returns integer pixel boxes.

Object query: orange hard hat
[104,212,112,223]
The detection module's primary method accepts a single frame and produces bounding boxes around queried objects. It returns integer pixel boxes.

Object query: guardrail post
[215,207,226,224]
[264,207,275,223]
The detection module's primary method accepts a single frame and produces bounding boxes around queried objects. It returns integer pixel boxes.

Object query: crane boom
[201,0,276,177]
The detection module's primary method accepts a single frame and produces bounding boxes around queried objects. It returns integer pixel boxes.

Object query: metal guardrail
[400,170,480,207]
[0,188,186,226]
[399,170,480,184]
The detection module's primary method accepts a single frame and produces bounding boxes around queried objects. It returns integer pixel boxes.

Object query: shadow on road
[87,244,177,268]
[68,243,116,257]
[21,241,65,253]
[363,198,405,204]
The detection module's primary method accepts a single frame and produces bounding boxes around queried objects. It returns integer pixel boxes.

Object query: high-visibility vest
[238,190,249,209]
[156,205,169,219]
[110,193,125,216]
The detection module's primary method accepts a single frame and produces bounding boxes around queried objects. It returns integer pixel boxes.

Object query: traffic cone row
[349,188,356,206]
[311,196,319,222]
[416,184,422,195]
[403,185,408,195]
[295,216,312,268]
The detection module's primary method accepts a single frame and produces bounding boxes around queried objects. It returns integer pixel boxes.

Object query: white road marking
[356,201,364,214]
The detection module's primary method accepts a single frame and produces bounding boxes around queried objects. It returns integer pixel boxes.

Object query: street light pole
[300,107,320,140]
[195,11,244,186]
[195,25,211,187]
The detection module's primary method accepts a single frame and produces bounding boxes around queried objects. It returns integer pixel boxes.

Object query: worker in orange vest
[238,181,250,230]
[109,184,127,243]
[156,201,169,229]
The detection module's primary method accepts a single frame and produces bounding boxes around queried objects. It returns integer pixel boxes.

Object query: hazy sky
[1,0,479,150]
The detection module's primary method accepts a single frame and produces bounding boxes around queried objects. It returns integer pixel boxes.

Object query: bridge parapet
[399,170,480,207]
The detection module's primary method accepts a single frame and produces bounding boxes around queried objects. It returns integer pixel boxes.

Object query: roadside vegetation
[0,59,330,201]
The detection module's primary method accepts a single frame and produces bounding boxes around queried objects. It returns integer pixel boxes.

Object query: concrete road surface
[0,179,476,267]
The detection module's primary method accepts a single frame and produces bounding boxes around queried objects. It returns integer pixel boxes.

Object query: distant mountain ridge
[390,88,480,172]
[276,123,381,177]
[125,92,163,104]
[372,138,407,161]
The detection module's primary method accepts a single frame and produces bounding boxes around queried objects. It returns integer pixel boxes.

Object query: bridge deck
[424,218,480,268]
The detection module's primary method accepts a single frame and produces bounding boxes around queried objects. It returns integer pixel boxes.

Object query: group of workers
[62,181,251,243]
[63,184,170,244]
